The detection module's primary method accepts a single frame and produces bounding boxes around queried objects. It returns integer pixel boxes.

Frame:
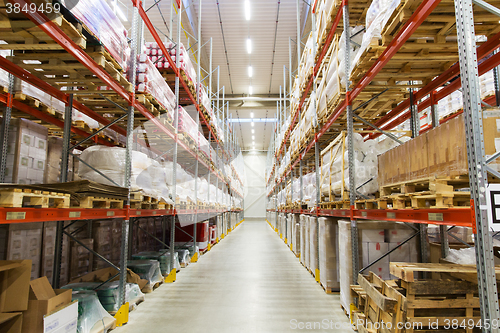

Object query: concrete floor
[117,219,352,333]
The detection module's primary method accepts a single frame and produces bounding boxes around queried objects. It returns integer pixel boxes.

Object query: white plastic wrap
[66,0,130,70]
[78,146,173,204]
[319,217,340,290]
[136,53,176,114]
[309,216,318,276]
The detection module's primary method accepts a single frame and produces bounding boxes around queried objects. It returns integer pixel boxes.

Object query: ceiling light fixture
[246,38,252,54]
[251,122,254,127]
[245,0,251,20]
[250,112,254,118]
[252,136,255,140]
[251,129,254,133]
[248,66,253,78]
[249,86,253,95]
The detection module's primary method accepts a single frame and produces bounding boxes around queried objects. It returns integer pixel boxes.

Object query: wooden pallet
[352,265,492,333]
[319,200,351,209]
[73,196,124,209]
[321,282,340,294]
[0,188,70,208]
[379,176,471,209]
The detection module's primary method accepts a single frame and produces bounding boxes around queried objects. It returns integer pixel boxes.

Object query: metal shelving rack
[266,0,500,325]
[0,0,244,317]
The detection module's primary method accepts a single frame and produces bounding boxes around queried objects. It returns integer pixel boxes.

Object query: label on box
[23,134,31,145]
[387,212,396,219]
[107,211,115,216]
[44,301,78,333]
[20,156,29,166]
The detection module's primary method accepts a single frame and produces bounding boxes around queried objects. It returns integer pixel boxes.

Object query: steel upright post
[0,68,14,183]
[343,3,359,284]
[171,0,182,275]
[118,5,140,306]
[455,0,500,326]
[191,0,202,259]
[52,91,73,288]
[311,10,321,278]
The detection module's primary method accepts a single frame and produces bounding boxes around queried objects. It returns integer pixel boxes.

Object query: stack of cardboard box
[4,118,47,185]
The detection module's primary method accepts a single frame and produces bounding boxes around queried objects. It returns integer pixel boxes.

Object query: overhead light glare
[247,38,252,54]
[245,0,251,20]
[248,66,253,77]
[250,112,254,118]
[249,86,253,95]
[251,122,254,127]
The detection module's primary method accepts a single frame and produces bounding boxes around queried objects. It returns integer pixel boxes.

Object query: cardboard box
[22,277,72,333]
[0,313,22,333]
[0,260,31,312]
[43,301,77,333]
[378,111,500,188]
[6,223,42,281]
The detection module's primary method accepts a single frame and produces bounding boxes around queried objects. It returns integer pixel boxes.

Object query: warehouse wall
[243,151,267,219]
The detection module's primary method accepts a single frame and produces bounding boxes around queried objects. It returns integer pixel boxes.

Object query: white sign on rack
[486,183,500,231]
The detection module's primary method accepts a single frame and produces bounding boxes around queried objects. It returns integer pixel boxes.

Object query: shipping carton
[43,301,77,333]
[0,260,31,312]
[0,313,22,333]
[22,277,72,333]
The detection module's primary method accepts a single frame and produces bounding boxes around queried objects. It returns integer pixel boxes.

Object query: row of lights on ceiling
[246,0,256,150]
[246,0,253,96]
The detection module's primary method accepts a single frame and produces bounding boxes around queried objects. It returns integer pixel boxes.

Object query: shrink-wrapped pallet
[309,216,318,276]
[338,220,418,315]
[304,216,310,269]
[68,0,130,69]
[299,215,307,265]
[78,146,172,204]
[319,217,340,291]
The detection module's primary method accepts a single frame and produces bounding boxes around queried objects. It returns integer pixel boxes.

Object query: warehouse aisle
[118,220,352,333]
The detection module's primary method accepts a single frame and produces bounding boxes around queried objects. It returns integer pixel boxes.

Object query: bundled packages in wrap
[176,249,191,267]
[338,220,418,315]
[63,281,145,313]
[71,290,115,333]
[136,53,176,115]
[320,132,394,200]
[127,260,163,292]
[145,41,197,83]
[78,146,173,204]
[308,216,318,276]
[178,106,200,142]
[318,217,340,291]
[132,251,180,276]
[64,0,130,69]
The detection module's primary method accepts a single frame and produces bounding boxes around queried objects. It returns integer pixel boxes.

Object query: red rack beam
[367,30,500,139]
[371,50,500,138]
[0,56,128,137]
[0,94,115,147]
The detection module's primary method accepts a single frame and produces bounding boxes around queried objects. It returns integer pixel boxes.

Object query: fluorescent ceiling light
[249,86,253,95]
[248,66,253,77]
[247,38,252,54]
[250,112,254,118]
[252,129,254,134]
[252,136,255,140]
[245,0,251,20]
[251,122,254,127]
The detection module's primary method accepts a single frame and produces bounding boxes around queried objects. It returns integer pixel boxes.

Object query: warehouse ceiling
[121,0,310,152]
